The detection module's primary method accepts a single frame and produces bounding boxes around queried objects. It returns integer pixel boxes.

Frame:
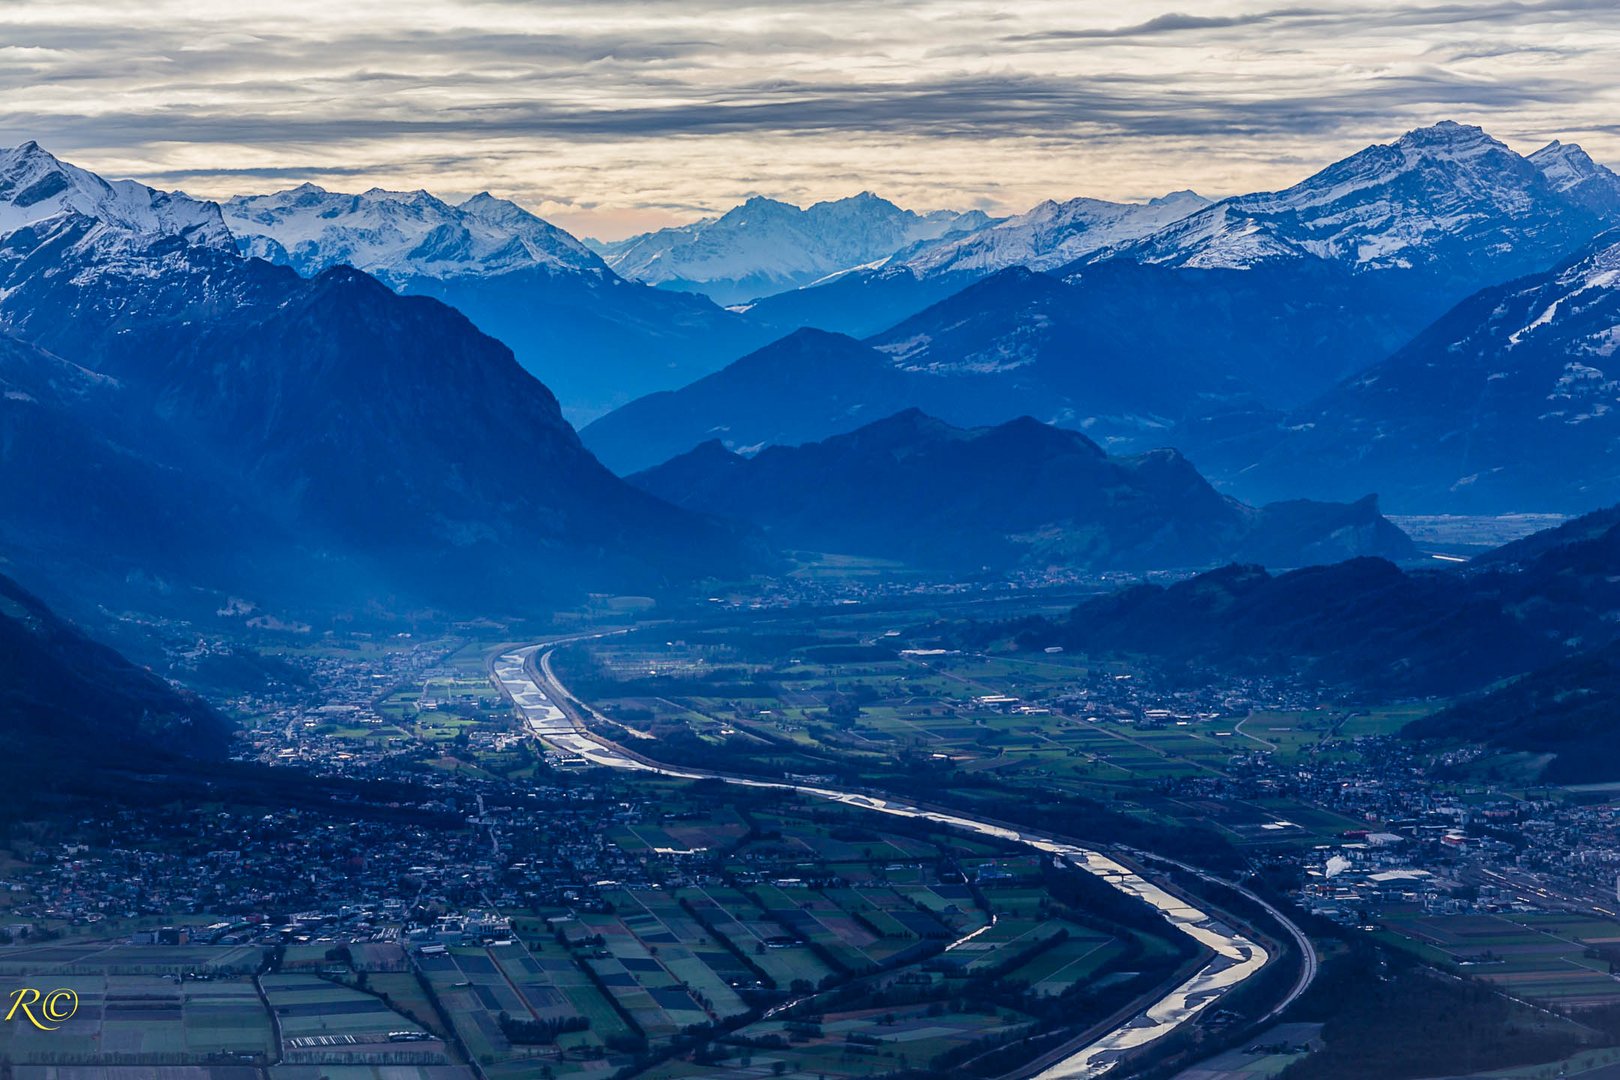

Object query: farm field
[272,1068,475,1080]
[1459,1046,1620,1077]
[553,632,1418,847]
[1377,911,1620,1007]
[492,771,1181,1079]
[1171,1021,1323,1079]
[0,974,274,1065]
[365,972,451,1038]
[16,1070,265,1080]
[646,989,1041,1080]
[997,925,1121,994]
[261,973,452,1065]
[0,943,265,976]
[675,883,838,991]
[416,938,635,1080]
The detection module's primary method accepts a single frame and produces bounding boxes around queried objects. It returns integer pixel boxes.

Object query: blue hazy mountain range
[581,123,1620,516]
[0,142,767,617]
[6,119,1620,625]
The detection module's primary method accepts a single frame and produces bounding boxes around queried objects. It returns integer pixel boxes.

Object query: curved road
[490,641,1315,1078]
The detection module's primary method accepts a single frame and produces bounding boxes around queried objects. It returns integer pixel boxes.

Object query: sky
[2,0,1618,239]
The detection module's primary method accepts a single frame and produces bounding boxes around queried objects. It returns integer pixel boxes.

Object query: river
[492,643,1276,1078]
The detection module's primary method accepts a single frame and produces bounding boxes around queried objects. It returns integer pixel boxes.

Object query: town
[7,595,1620,1079]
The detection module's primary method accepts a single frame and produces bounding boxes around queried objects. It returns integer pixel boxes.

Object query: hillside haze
[0,142,766,619]
[221,182,776,419]
[586,123,1620,484]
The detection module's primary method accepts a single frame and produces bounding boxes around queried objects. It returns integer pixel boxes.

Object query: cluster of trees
[496,1011,589,1045]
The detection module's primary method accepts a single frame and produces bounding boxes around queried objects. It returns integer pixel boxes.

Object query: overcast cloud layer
[2,0,1617,237]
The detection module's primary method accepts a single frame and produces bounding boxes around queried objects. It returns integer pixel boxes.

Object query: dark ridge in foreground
[1408,640,1620,783]
[0,571,230,806]
[1014,503,1620,776]
[0,207,766,618]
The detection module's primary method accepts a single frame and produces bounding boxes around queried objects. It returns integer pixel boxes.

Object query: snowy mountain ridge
[892,189,1213,277]
[221,183,609,287]
[1116,122,1620,273]
[596,191,994,304]
[1225,229,1620,513]
[222,181,774,420]
[0,141,232,249]
[1528,140,1620,215]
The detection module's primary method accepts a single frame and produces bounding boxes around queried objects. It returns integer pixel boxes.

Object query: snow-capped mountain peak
[597,192,994,304]
[1393,119,1500,159]
[1148,189,1205,208]
[0,141,232,249]
[1117,121,1612,276]
[1532,140,1597,189]
[894,189,1212,277]
[220,184,607,286]
[1529,140,1620,216]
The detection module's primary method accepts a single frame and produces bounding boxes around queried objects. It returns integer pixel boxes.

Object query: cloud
[1004,7,1332,41]
[1008,0,1620,41]
[0,0,1617,236]
[6,68,1592,147]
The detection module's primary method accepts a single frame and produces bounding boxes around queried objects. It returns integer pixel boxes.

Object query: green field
[263,972,452,1065]
[416,938,635,1079]
[554,635,1428,847]
[0,973,274,1065]
[1376,911,1620,1007]
[0,943,265,976]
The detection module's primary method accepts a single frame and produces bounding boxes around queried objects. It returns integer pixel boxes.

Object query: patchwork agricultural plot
[0,944,463,1074]
[0,971,273,1066]
[1377,911,1620,1008]
[550,630,1420,849]
[0,943,265,977]
[415,941,628,1078]
[262,973,450,1065]
[384,777,1199,1080]
[0,761,1190,1080]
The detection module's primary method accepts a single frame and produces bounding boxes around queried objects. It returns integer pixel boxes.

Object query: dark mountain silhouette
[584,258,1488,476]
[1028,503,1620,705]
[1409,640,1620,783]
[0,570,229,805]
[629,410,1413,573]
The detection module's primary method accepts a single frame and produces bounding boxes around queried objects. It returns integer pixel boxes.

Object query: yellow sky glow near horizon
[2,0,1617,238]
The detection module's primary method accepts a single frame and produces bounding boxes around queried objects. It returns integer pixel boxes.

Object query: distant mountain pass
[583,260,1436,475]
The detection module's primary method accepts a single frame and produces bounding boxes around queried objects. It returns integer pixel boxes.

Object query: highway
[491,640,1316,1079]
